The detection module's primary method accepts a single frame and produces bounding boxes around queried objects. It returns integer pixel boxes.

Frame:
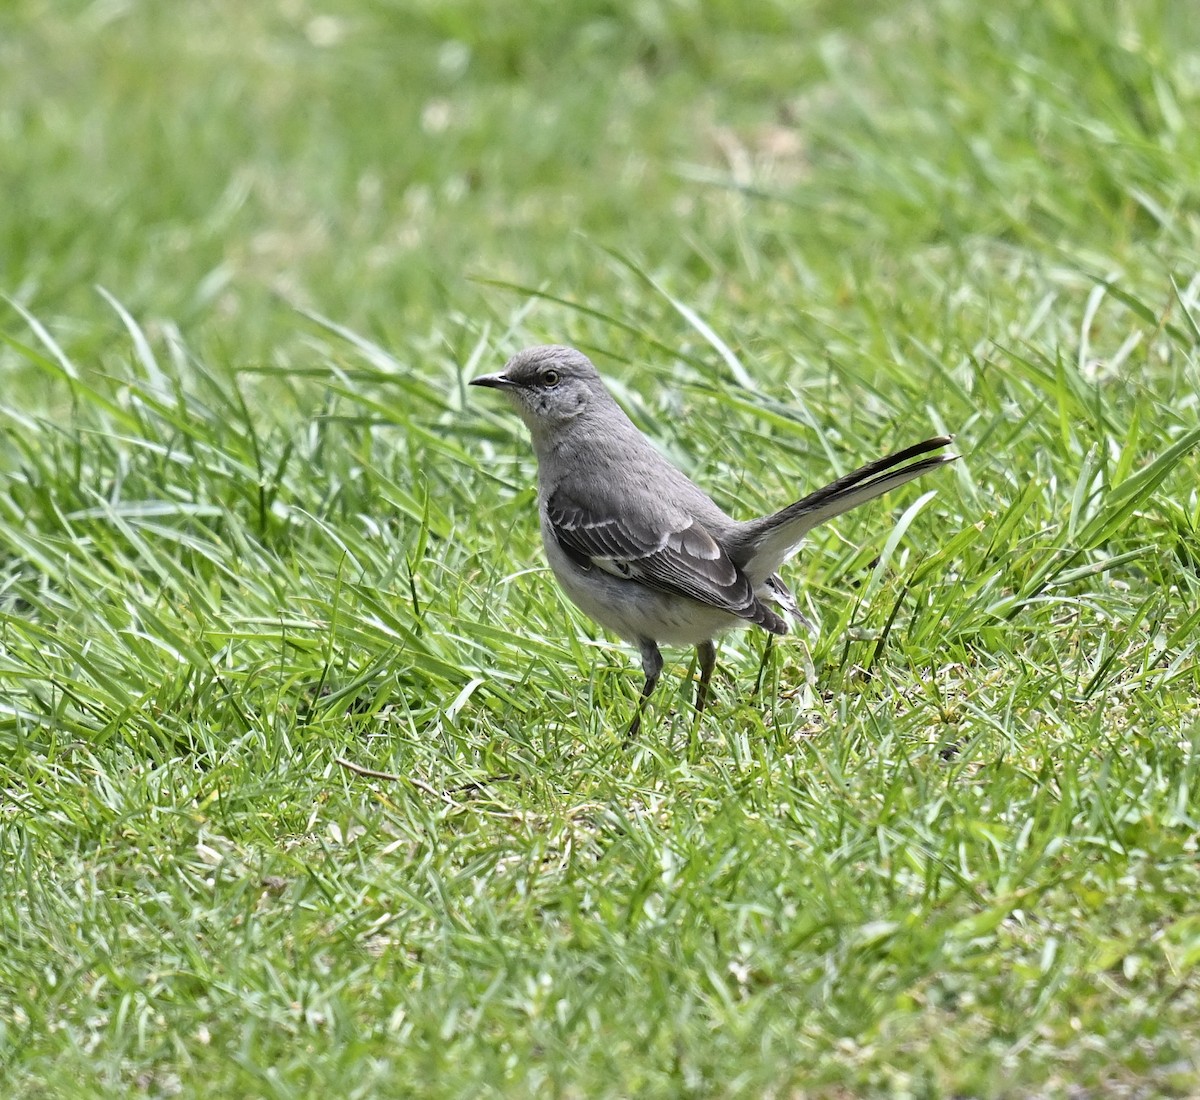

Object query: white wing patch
[593,557,634,579]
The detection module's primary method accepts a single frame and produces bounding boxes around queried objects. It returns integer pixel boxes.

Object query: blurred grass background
[2,0,1200,1096]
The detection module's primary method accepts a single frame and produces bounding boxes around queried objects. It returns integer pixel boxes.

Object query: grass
[2,0,1200,1096]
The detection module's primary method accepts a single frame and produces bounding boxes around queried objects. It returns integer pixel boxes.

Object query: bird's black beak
[469,373,514,389]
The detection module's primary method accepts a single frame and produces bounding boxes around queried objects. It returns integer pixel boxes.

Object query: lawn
[2,0,1200,1096]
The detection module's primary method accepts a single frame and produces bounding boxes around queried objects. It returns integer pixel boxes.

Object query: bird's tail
[737,436,957,579]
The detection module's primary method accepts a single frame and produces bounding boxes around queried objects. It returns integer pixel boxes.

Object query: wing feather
[545,488,785,632]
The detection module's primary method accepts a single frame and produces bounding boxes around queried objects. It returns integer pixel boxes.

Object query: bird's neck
[529,400,638,487]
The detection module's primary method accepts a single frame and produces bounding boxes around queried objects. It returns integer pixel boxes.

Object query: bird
[470,345,956,736]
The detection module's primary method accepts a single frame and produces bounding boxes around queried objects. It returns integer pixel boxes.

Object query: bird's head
[470,345,609,436]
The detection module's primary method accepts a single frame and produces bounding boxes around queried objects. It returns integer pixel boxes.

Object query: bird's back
[534,401,736,535]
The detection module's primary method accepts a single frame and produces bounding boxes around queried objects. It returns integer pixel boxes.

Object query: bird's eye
[541,370,560,387]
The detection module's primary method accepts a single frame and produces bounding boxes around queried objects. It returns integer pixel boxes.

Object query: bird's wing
[546,487,784,631]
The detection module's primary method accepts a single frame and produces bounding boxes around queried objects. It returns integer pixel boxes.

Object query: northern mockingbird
[471,345,956,736]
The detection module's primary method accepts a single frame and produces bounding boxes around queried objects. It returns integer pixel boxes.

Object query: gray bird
[471,345,955,736]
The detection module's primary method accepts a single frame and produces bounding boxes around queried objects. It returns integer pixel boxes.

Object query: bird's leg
[626,640,663,739]
[694,640,717,715]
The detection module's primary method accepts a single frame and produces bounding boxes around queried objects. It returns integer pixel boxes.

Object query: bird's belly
[541,532,744,647]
